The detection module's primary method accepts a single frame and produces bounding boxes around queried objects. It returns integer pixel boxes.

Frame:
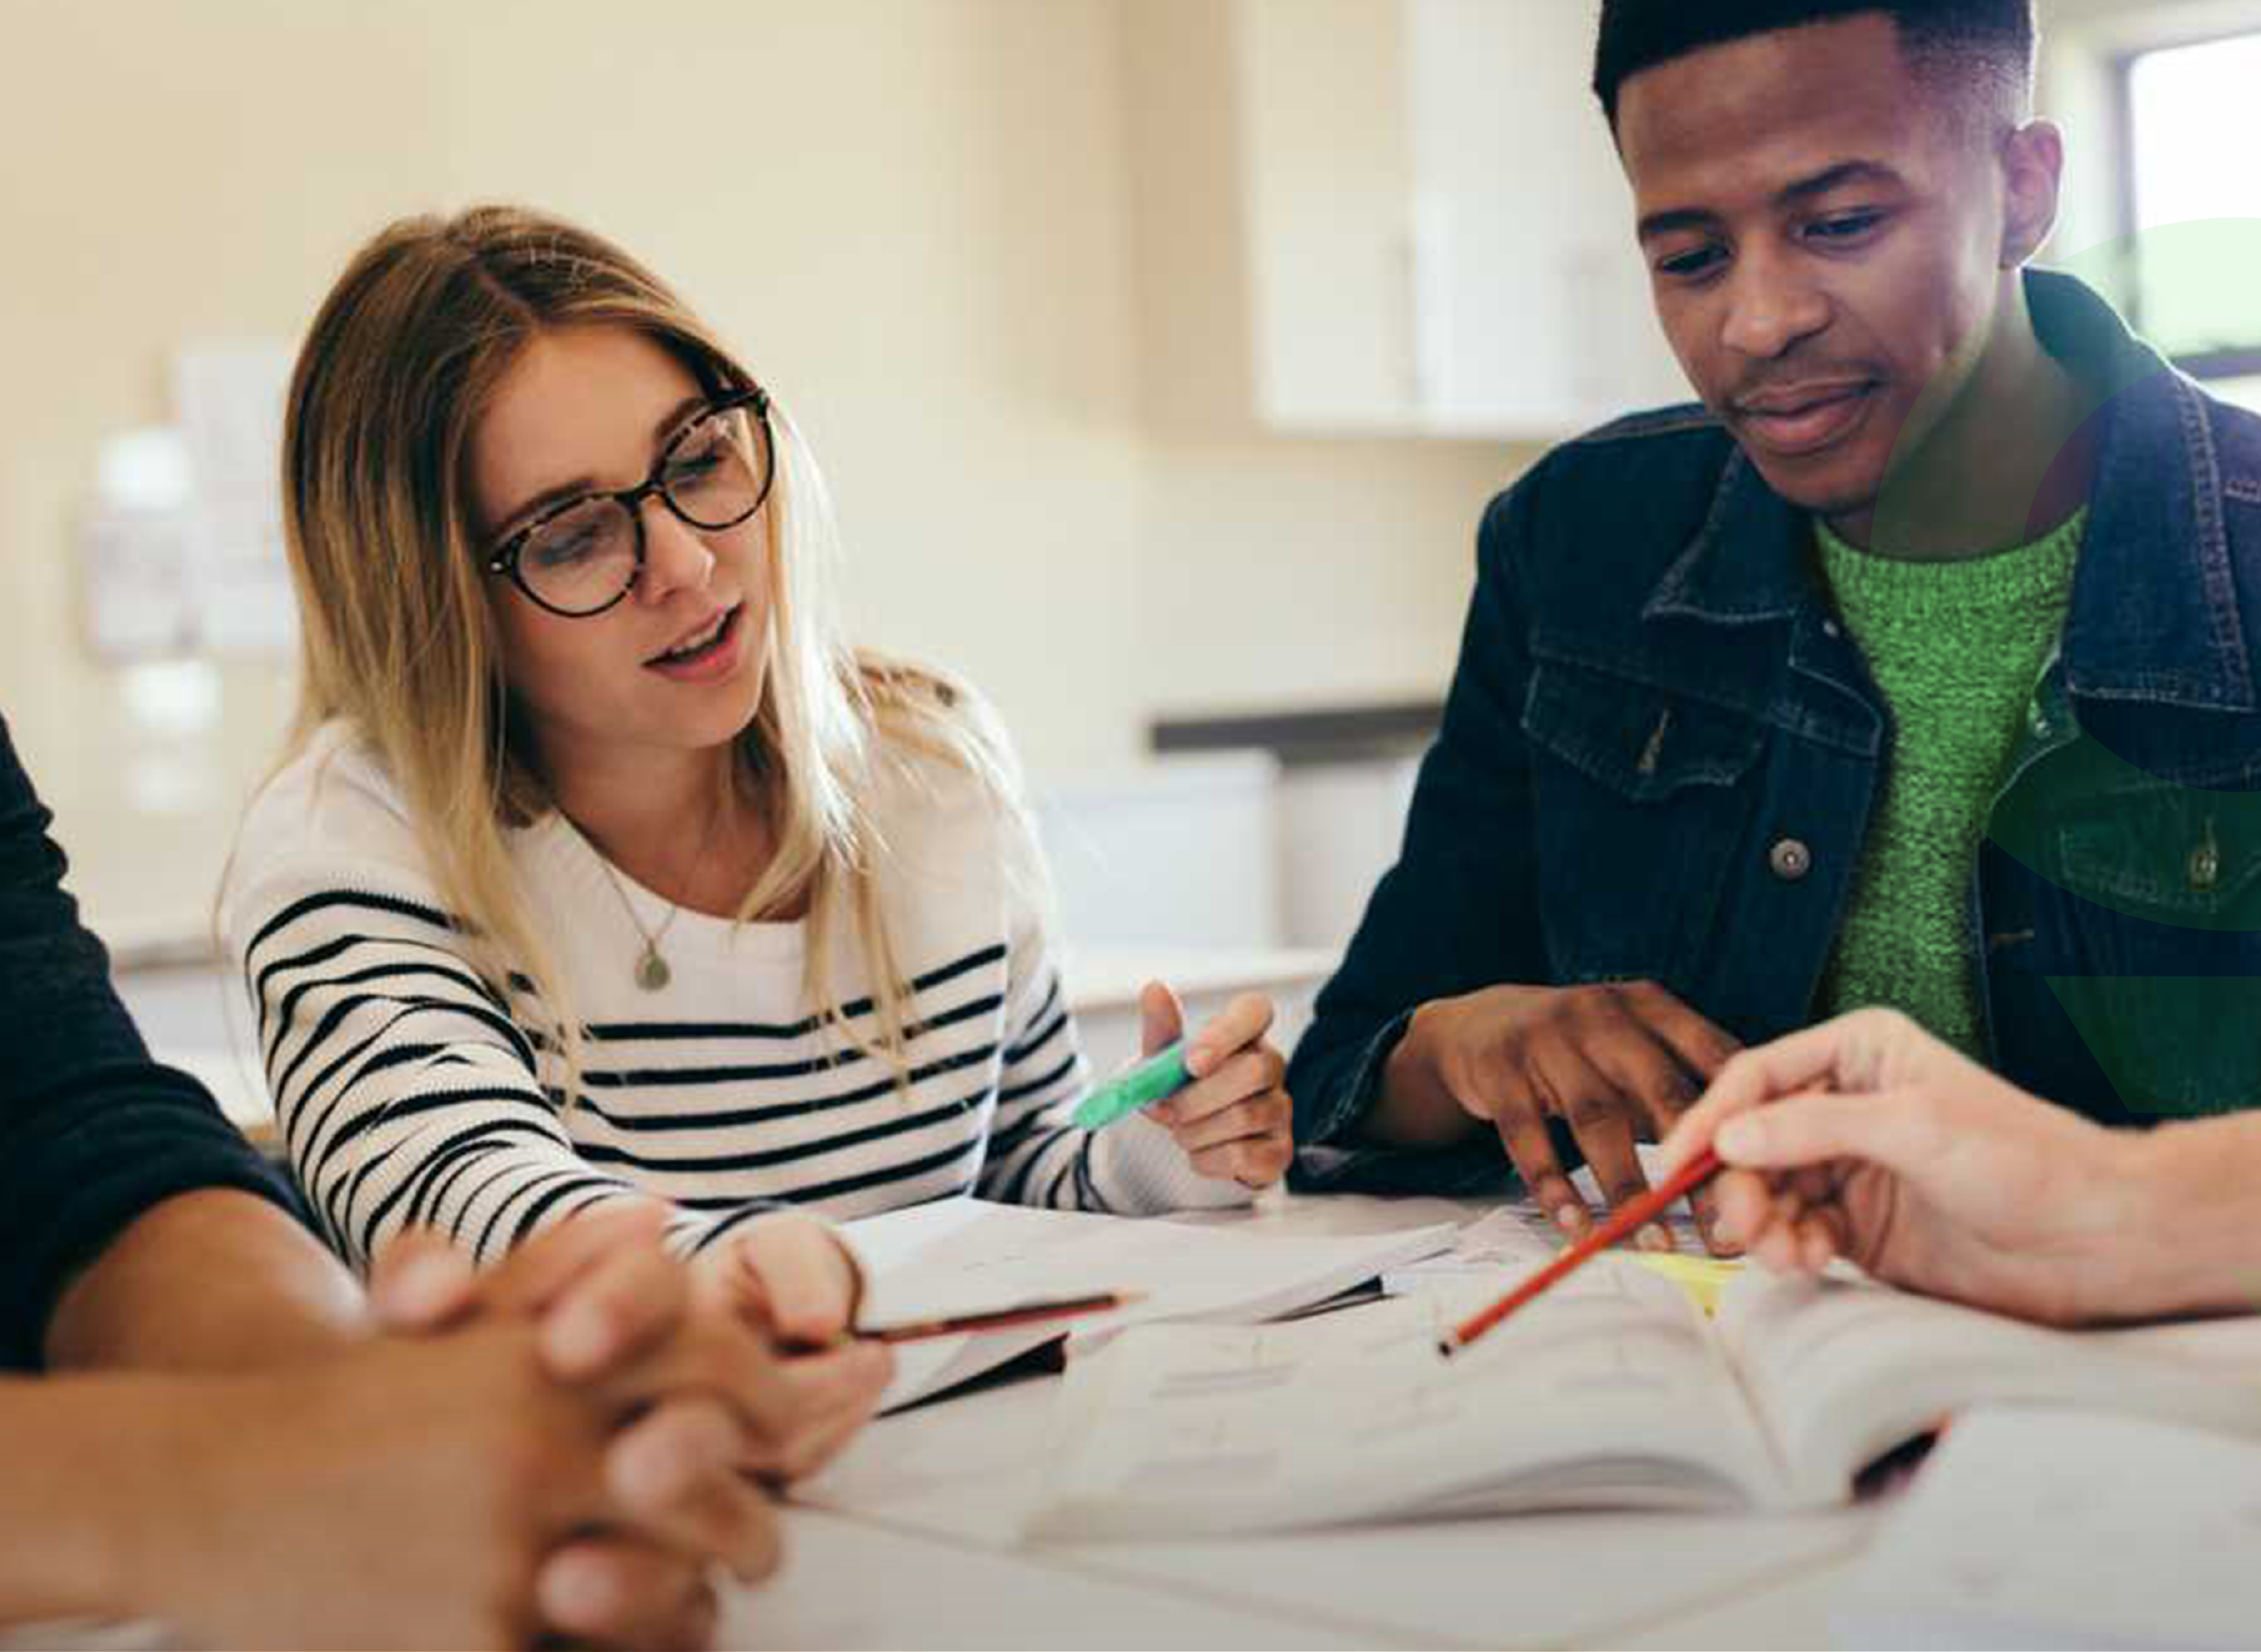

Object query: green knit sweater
[1815,511,2086,1055]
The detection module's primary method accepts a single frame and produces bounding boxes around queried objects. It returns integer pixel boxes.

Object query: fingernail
[1554,1203,1587,1234]
[1637,1223,1671,1254]
[1709,1215,1740,1247]
[1717,1117,1760,1158]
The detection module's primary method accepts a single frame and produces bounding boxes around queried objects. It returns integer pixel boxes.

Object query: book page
[1380,1147,1706,1295]
[1717,1269,2261,1503]
[844,1199,1455,1411]
[1027,1258,1788,1541]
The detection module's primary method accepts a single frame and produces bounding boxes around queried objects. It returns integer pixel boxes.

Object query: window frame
[2112,23,2261,381]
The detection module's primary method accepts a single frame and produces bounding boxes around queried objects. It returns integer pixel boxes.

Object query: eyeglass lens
[517,405,768,615]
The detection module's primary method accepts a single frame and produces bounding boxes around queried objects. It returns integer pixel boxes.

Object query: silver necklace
[587,793,727,992]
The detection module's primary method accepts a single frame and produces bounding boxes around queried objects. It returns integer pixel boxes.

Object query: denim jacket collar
[1638,268,2253,713]
[1640,446,1808,628]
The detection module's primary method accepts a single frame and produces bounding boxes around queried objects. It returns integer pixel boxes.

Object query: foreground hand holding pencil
[1658,1007,2261,1327]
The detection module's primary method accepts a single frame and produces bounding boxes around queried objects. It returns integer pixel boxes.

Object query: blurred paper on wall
[172,340,299,655]
[80,427,194,661]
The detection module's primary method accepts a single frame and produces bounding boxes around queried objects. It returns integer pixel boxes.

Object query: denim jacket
[1291,270,2261,1191]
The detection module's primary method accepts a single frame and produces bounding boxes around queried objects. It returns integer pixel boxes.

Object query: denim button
[1821,619,1842,640]
[1770,837,1813,881]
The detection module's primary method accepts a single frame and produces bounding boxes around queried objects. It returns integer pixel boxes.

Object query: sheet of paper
[1379,1144,1708,1296]
[843,1199,1455,1412]
[1836,1406,2261,1650]
[1028,1258,1785,1539]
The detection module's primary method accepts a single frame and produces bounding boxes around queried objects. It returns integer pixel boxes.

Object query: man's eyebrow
[491,393,713,541]
[1637,159,1907,242]
[1778,159,1905,204]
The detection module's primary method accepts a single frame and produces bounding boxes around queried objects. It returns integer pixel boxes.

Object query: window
[2119,30,2261,381]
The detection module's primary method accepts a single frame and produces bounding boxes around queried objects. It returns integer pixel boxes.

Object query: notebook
[840,1198,1455,1412]
[1835,1406,2261,1650]
[1025,1260,2261,1539]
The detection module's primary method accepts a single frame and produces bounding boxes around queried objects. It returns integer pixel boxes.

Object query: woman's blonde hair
[276,204,1014,1091]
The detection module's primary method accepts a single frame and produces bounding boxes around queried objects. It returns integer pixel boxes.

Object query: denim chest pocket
[2057,788,2261,925]
[2046,787,2261,1117]
[1520,657,1767,985]
[1523,658,1767,802]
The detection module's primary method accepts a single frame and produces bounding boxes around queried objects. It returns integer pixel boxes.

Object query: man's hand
[1381,981,1740,1250]
[1661,1007,2164,1325]
[131,1318,777,1652]
[368,1203,879,1647]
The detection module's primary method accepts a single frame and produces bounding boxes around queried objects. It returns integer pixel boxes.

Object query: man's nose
[1719,251,1832,361]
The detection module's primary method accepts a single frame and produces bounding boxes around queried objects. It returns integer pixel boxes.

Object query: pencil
[1437,1146,1724,1358]
[856,1289,1144,1345]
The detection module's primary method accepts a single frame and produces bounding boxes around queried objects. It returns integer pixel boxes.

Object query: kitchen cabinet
[1124,0,1690,440]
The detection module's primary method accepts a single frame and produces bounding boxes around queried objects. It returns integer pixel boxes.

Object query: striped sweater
[222,723,1244,1274]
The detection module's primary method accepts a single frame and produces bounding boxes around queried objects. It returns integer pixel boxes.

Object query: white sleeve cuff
[1086,1111,1256,1215]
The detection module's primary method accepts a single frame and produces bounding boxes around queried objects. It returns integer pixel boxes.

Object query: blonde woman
[223,207,1295,1328]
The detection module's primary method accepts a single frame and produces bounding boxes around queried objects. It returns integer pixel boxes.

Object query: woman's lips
[645,604,746,682]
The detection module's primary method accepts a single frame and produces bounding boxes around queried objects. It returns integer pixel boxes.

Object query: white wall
[0,1,1519,941]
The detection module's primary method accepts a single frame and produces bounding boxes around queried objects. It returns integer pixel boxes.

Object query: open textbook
[1836,1406,2261,1650]
[1379,1144,1705,1295]
[840,1198,1455,1412]
[1028,1259,2261,1539]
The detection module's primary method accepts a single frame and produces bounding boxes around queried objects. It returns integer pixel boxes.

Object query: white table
[729,1191,1883,1650]
[5,1192,1879,1651]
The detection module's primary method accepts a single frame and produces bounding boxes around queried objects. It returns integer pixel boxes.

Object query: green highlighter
[1072,1039,1192,1130]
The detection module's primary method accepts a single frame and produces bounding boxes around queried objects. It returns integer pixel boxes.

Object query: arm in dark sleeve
[1287,481,1551,1193]
[0,715,298,1370]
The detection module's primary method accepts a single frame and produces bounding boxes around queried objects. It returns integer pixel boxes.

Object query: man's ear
[1999,118,2065,268]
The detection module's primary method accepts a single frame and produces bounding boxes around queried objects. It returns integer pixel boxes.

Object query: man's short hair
[1592,0,2037,133]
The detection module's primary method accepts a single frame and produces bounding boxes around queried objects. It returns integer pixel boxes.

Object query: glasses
[484,386,775,618]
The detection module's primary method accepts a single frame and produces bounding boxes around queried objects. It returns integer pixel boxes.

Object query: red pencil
[856,1289,1144,1345]
[1437,1146,1725,1357]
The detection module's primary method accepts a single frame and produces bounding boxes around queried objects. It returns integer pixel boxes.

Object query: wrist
[2119,1122,2261,1318]
[1370,1002,1479,1148]
[46,1191,371,1373]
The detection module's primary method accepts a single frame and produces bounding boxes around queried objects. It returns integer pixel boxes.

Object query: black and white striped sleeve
[227,862,758,1272]
[973,868,1249,1217]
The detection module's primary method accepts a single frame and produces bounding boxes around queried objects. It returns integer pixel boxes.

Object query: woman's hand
[1140,983,1295,1189]
[686,1211,893,1478]
[1661,1007,2160,1325]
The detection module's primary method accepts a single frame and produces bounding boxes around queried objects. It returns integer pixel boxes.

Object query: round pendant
[635,947,672,991]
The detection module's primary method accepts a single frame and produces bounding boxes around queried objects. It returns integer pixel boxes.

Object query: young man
[0,711,888,1647]
[1291,0,2261,1245]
